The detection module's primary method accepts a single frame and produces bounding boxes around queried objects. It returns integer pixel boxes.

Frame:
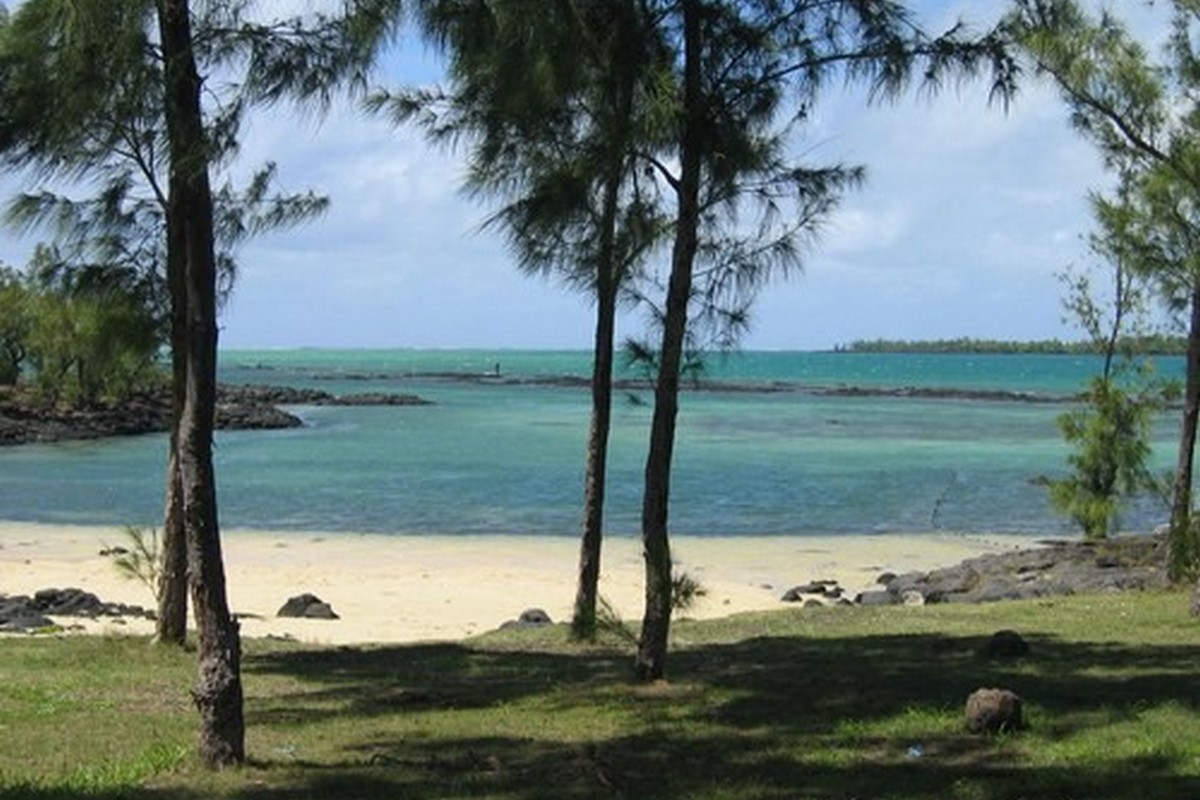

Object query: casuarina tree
[632,0,1015,681]
[1043,197,1161,541]
[377,0,673,640]
[1010,0,1200,581]
[0,0,399,765]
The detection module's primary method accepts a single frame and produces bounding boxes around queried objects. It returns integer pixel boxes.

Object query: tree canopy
[1010,0,1200,579]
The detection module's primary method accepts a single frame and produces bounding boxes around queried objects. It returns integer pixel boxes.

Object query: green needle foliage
[1041,192,1166,541]
[108,525,162,602]
[1048,375,1157,539]
[1010,0,1200,579]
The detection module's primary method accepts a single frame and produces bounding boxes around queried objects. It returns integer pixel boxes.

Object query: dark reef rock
[0,598,54,632]
[856,534,1165,607]
[0,588,152,633]
[499,608,554,630]
[322,392,433,407]
[781,580,844,603]
[854,589,896,606]
[216,400,303,431]
[0,383,432,446]
[812,385,1067,404]
[277,593,340,620]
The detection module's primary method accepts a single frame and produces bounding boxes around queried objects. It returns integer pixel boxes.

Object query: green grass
[1,591,1198,799]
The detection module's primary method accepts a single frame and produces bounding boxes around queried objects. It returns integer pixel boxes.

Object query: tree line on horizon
[4,0,1200,772]
[842,335,1190,356]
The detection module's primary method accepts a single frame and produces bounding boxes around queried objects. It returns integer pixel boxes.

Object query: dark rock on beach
[0,598,53,632]
[855,589,895,607]
[858,534,1166,606]
[277,593,340,620]
[499,608,554,630]
[0,588,153,633]
[780,580,841,602]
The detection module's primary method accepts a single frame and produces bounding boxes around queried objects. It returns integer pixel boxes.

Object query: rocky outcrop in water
[0,384,432,446]
[0,390,172,444]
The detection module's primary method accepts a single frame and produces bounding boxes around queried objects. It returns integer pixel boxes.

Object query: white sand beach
[0,522,1036,645]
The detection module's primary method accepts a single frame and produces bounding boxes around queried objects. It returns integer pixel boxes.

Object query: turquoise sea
[0,349,1185,538]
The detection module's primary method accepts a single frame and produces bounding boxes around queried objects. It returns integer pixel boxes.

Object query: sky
[0,1,1168,351]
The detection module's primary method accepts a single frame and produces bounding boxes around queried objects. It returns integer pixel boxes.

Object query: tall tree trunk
[155,229,189,645]
[572,255,617,640]
[156,0,245,767]
[572,9,640,641]
[635,0,703,682]
[1169,283,1200,583]
[155,439,188,643]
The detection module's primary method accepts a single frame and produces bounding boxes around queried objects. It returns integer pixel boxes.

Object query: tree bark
[155,440,188,643]
[156,0,244,766]
[1169,283,1200,583]
[572,6,641,640]
[635,0,703,682]
[155,214,189,645]
[572,254,617,639]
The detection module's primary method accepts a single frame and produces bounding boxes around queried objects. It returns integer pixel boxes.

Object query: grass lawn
[1,590,1198,799]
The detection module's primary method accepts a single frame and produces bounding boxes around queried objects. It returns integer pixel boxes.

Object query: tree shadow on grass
[243,629,1200,735]
[140,732,1195,800]
[668,632,1200,737]
[28,629,1190,800]
[242,641,631,727]
[3,746,1196,800]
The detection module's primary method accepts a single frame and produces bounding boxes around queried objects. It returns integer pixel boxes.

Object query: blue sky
[0,1,1164,350]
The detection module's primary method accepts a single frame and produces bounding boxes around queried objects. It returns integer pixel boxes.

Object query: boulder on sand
[277,593,340,620]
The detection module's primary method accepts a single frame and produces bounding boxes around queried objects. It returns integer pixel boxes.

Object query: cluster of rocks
[780,580,849,606]
[0,384,432,446]
[224,385,432,408]
[0,589,347,633]
[0,390,174,444]
[811,385,1066,404]
[780,534,1166,608]
[0,588,153,633]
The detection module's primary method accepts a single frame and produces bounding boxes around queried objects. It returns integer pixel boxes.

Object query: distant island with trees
[838,336,1188,355]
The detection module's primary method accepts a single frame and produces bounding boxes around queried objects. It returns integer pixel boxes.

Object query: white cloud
[1,0,1178,351]
[821,205,912,255]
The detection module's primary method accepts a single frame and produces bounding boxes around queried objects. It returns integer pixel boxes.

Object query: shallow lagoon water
[0,350,1181,537]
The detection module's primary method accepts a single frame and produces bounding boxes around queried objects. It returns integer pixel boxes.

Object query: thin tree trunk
[156,0,244,766]
[573,9,640,640]
[572,268,617,639]
[155,439,188,643]
[635,0,703,682]
[1169,284,1200,583]
[155,236,189,645]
